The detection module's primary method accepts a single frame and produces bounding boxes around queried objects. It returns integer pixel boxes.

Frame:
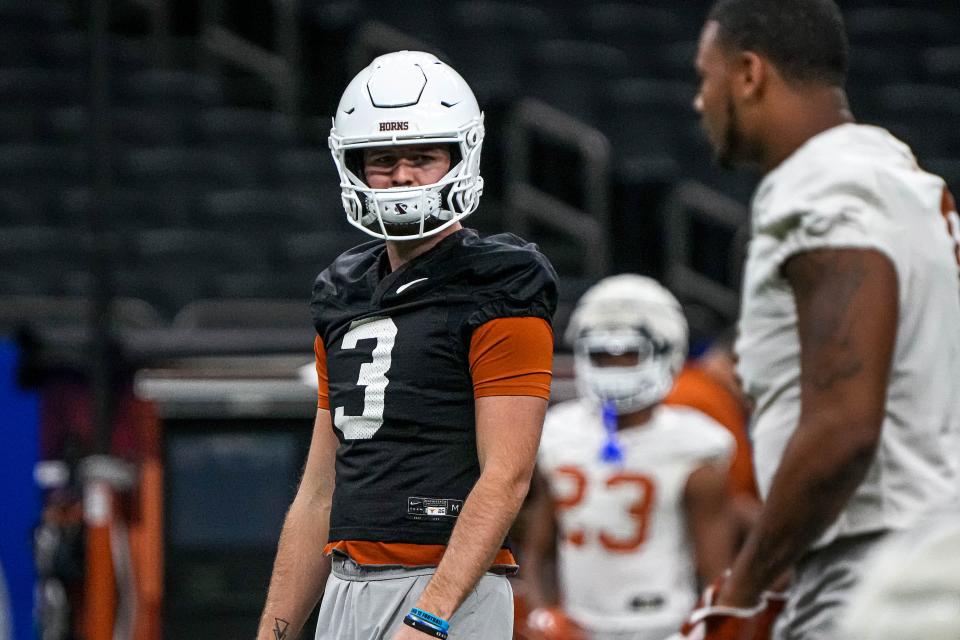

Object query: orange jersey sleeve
[469,317,554,399]
[314,335,330,410]
[665,367,759,500]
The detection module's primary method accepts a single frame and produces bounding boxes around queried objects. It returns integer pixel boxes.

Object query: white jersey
[737,123,960,549]
[537,400,734,634]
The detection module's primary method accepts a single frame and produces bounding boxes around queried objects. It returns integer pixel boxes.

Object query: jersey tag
[407,497,464,521]
[629,593,666,611]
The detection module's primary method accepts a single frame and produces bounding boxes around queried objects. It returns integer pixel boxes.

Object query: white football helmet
[328,50,485,241]
[566,274,688,413]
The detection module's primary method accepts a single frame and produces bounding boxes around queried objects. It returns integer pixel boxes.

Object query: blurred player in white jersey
[680,0,960,638]
[521,275,736,640]
[838,513,960,640]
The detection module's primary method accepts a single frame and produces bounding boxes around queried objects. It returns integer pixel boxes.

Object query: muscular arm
[720,248,898,606]
[408,395,548,621]
[256,409,338,639]
[683,463,735,588]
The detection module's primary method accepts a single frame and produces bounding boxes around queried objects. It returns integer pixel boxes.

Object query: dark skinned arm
[718,248,898,607]
[519,468,561,610]
[683,463,736,589]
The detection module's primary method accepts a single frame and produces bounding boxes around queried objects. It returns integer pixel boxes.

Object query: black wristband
[402,615,449,639]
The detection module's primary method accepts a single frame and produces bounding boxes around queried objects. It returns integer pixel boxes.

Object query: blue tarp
[0,340,41,640]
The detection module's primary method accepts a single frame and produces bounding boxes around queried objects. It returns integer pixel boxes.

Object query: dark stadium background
[0,1,958,639]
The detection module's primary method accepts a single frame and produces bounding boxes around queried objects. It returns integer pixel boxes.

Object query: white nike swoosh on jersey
[396,277,429,294]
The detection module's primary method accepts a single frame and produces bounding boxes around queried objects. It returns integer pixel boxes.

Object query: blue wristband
[410,608,450,632]
[403,614,448,639]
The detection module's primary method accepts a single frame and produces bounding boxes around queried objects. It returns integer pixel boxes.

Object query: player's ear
[734,50,766,102]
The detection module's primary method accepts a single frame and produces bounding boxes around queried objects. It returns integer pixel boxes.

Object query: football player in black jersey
[256,51,558,640]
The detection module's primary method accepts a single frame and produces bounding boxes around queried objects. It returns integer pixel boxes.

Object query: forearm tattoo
[787,249,868,391]
[273,618,290,640]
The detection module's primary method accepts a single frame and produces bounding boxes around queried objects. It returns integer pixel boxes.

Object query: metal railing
[346,21,447,76]
[200,0,302,116]
[662,180,749,321]
[504,98,612,278]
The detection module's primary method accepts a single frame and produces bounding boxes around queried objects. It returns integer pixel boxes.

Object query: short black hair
[708,0,848,86]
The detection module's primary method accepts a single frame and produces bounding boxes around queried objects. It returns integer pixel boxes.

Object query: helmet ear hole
[344,149,367,185]
[466,127,482,147]
[447,143,462,168]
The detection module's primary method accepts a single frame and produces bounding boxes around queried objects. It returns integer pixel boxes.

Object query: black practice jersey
[311,228,558,545]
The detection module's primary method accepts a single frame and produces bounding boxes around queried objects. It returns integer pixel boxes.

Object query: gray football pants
[773,531,888,640]
[314,555,514,640]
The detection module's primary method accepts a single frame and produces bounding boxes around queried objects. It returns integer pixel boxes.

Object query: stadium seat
[212,271,317,301]
[112,107,197,147]
[194,108,299,147]
[600,78,698,158]
[172,298,311,329]
[267,148,337,189]
[0,190,43,226]
[0,272,60,296]
[219,73,278,110]
[922,46,960,86]
[0,31,38,66]
[524,39,632,122]
[0,145,86,188]
[0,1,72,30]
[447,1,563,104]
[861,84,960,159]
[122,229,272,313]
[54,188,198,230]
[0,68,84,106]
[551,275,598,347]
[0,226,89,275]
[35,29,88,69]
[845,8,958,49]
[280,231,359,281]
[118,148,261,189]
[847,46,918,86]
[0,295,165,333]
[361,0,449,46]
[609,156,682,279]
[39,106,86,145]
[35,107,189,147]
[106,268,206,317]
[0,108,40,143]
[200,189,323,234]
[581,3,689,68]
[132,229,268,272]
[653,40,699,83]
[880,120,950,160]
[116,70,225,107]
[307,0,365,32]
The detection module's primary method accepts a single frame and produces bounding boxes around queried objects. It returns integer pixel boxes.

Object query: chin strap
[599,401,625,464]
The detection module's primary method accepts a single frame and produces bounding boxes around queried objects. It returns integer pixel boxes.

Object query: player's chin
[699,128,730,169]
[712,136,742,170]
[715,147,737,170]
[375,217,447,240]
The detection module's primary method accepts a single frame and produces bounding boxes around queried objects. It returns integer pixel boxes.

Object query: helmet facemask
[334,133,483,239]
[574,326,678,414]
[328,51,486,241]
[566,275,688,414]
